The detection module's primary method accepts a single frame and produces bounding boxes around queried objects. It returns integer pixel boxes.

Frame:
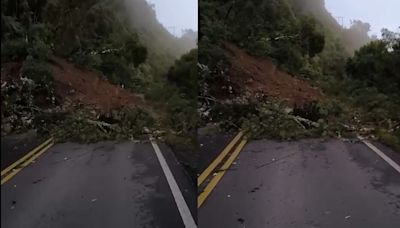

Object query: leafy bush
[376,128,400,151]
[346,31,400,96]
[71,51,102,69]
[167,49,198,100]
[21,56,53,88]
[27,39,51,61]
[49,107,155,143]
[1,38,29,60]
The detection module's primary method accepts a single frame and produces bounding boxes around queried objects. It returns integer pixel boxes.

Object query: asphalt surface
[373,141,400,165]
[198,131,234,174]
[1,141,195,228]
[199,139,400,228]
[1,130,42,170]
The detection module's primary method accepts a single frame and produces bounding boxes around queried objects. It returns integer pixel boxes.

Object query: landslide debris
[50,57,142,113]
[223,42,321,106]
[199,43,339,140]
[1,57,156,142]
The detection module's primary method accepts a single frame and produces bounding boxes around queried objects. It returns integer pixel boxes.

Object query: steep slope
[1,0,195,140]
[1,58,143,113]
[50,57,141,112]
[224,43,320,106]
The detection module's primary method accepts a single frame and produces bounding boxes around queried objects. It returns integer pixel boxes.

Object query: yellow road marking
[1,139,54,185]
[1,137,53,176]
[198,132,243,186]
[198,138,247,208]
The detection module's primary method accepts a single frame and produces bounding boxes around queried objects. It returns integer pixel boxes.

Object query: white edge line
[150,140,197,228]
[357,136,400,174]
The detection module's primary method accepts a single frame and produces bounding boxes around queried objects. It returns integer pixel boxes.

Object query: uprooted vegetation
[1,0,198,148]
[199,0,400,151]
[1,58,157,141]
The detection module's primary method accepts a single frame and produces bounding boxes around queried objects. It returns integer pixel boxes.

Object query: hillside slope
[1,0,197,144]
[224,43,320,106]
[199,0,399,149]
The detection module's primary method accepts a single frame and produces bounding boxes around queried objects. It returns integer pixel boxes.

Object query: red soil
[1,58,141,113]
[224,42,321,106]
[50,57,140,112]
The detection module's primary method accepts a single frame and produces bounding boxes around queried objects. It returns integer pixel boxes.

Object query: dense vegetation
[1,0,197,145]
[344,29,400,148]
[199,0,400,150]
[147,49,198,145]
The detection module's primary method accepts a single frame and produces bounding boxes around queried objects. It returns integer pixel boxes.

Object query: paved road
[198,131,234,173]
[1,141,196,228]
[1,130,42,170]
[199,139,400,228]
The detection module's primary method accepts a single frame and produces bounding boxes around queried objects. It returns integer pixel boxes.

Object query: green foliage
[376,128,400,151]
[1,0,153,92]
[1,37,29,60]
[21,56,53,87]
[1,1,53,60]
[27,23,52,44]
[299,16,325,57]
[206,97,352,140]
[346,32,400,96]
[72,51,103,69]
[50,107,155,143]
[1,15,25,39]
[145,51,199,143]
[241,103,307,140]
[124,39,148,67]
[27,39,51,61]
[343,30,400,149]
[1,76,36,135]
[199,0,326,78]
[167,49,198,100]
[43,0,151,88]
[1,0,197,150]
[2,0,196,94]
[199,0,399,151]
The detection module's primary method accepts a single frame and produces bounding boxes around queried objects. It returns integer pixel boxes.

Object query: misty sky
[146,0,197,37]
[325,0,400,36]
[146,0,399,38]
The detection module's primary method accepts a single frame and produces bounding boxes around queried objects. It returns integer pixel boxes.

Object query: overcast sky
[325,0,400,36]
[146,0,399,38]
[146,0,197,37]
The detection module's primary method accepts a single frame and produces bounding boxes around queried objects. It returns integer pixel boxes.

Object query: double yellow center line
[197,132,247,207]
[1,137,54,185]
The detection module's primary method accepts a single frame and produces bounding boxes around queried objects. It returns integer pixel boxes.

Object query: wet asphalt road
[199,139,400,228]
[1,130,42,170]
[1,141,195,228]
[198,131,234,173]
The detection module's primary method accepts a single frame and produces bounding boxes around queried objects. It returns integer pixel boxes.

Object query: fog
[325,0,400,37]
[120,0,197,60]
[146,0,198,37]
[289,0,379,53]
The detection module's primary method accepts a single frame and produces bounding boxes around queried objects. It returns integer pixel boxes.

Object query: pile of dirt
[1,57,152,115]
[223,42,321,106]
[49,57,140,112]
